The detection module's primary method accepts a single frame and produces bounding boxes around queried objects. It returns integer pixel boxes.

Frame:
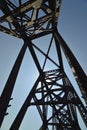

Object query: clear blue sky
[0,0,87,130]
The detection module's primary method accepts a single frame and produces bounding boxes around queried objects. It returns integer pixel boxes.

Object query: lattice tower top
[0,0,62,39]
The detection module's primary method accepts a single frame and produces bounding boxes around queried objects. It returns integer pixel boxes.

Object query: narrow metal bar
[42,36,53,70]
[0,44,27,127]
[32,43,59,67]
[53,32,64,70]
[27,40,42,73]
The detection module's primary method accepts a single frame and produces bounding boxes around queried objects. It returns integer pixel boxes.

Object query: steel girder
[0,0,87,130]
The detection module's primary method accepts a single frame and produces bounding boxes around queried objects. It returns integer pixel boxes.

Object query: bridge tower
[0,0,87,130]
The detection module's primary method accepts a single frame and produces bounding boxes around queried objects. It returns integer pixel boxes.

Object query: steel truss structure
[0,0,87,130]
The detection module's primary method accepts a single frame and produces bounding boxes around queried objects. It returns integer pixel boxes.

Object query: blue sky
[0,0,87,130]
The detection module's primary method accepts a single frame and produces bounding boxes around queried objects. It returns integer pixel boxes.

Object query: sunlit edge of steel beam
[0,25,21,38]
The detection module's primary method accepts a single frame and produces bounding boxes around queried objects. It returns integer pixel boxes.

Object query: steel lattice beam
[0,0,87,130]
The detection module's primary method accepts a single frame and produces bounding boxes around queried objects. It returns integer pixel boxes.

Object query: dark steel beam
[53,32,64,70]
[0,44,27,127]
[30,30,52,40]
[27,40,42,73]
[9,76,40,130]
[54,29,87,104]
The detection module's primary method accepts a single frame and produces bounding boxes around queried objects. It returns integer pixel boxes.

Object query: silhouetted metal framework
[0,0,87,130]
